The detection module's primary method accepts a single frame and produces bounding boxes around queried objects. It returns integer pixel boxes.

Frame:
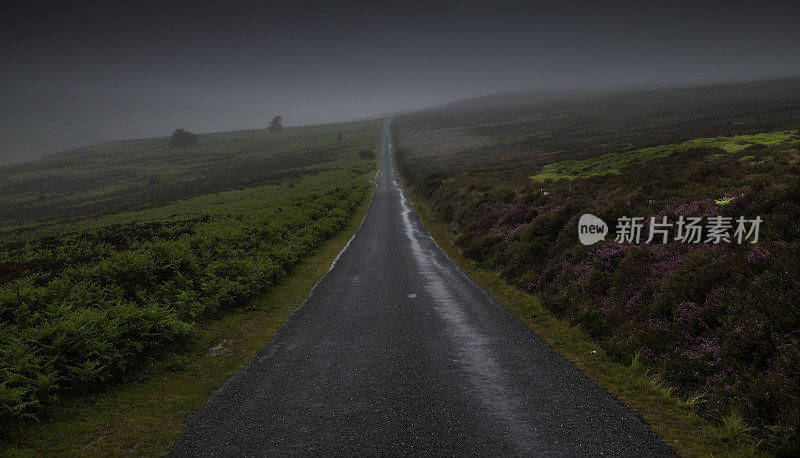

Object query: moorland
[394,77,800,454]
[0,120,381,435]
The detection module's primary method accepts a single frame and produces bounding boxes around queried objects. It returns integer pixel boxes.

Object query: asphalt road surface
[171,120,672,456]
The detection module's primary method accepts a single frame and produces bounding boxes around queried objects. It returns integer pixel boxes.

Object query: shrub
[0,182,370,432]
[169,128,199,148]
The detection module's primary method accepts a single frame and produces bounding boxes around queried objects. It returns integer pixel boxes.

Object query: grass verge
[402,182,764,457]
[1,186,375,457]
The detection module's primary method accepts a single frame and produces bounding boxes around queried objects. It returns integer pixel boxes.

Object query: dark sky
[1,0,799,162]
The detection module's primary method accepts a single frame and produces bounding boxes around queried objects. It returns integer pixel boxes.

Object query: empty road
[171,120,672,456]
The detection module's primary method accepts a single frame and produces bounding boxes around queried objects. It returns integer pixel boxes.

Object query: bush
[0,182,370,432]
[169,128,199,148]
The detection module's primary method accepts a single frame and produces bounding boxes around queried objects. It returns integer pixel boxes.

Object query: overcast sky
[1,0,799,162]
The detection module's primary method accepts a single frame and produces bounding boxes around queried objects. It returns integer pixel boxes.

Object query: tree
[268,116,283,132]
[336,132,342,142]
[169,128,199,147]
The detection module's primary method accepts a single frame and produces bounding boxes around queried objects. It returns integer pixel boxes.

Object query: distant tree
[268,116,283,132]
[169,128,199,147]
[336,132,342,142]
[358,149,375,159]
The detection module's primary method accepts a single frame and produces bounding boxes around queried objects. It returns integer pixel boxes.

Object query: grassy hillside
[0,121,382,436]
[394,78,800,454]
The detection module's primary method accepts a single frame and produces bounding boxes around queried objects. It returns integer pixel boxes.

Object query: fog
[1,0,798,164]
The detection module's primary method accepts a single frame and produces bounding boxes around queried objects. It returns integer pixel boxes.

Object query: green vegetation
[532,130,796,180]
[394,78,800,455]
[0,120,381,436]
[2,190,374,456]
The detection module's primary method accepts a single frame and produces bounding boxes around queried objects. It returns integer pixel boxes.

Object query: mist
[1,0,798,164]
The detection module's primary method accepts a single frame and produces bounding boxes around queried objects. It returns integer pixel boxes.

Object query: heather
[394,80,800,453]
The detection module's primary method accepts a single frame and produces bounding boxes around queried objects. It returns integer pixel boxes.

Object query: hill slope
[394,77,800,454]
[0,120,382,436]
